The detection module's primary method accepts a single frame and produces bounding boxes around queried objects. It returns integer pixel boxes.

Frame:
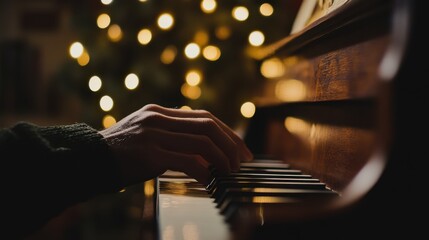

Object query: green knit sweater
[0,122,123,238]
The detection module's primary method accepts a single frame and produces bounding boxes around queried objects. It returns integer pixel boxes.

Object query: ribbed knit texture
[1,122,123,239]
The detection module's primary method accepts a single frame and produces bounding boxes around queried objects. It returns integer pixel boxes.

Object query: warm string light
[160,45,177,64]
[248,31,265,46]
[77,50,90,66]
[157,13,174,30]
[194,30,209,46]
[69,42,83,58]
[102,115,117,128]
[185,70,202,86]
[260,3,274,16]
[89,76,102,92]
[181,84,201,100]
[240,102,256,118]
[100,95,114,112]
[202,45,221,61]
[180,105,192,110]
[232,6,249,21]
[184,43,201,59]
[107,24,123,42]
[69,1,280,123]
[100,0,113,5]
[69,41,90,66]
[97,13,111,29]
[137,28,152,45]
[124,73,140,90]
[201,0,217,14]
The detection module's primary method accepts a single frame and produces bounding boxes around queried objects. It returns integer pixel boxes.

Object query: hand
[100,104,253,186]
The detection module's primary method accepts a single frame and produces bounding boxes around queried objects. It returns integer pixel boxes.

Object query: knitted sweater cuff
[33,122,123,195]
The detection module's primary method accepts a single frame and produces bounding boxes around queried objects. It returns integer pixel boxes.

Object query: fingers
[140,113,239,171]
[149,128,231,173]
[105,103,255,186]
[157,147,212,185]
[142,104,253,161]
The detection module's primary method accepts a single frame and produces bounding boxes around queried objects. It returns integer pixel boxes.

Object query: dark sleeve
[0,121,123,238]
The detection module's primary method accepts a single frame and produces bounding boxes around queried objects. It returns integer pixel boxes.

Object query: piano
[150,0,426,239]
[27,0,426,239]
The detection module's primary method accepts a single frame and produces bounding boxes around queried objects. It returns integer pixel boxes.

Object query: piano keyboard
[157,159,338,239]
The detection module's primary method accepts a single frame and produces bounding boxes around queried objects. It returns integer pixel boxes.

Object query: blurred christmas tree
[53,0,299,129]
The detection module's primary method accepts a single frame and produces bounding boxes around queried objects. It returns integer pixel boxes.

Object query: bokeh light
[184,43,201,59]
[97,13,111,29]
[201,0,217,13]
[157,13,174,30]
[124,73,139,90]
[240,102,256,118]
[260,3,274,16]
[100,95,114,111]
[89,76,102,92]
[232,6,249,21]
[137,28,152,45]
[69,42,84,58]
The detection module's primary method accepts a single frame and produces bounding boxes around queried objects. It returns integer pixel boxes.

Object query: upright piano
[149,0,426,239]
[27,0,426,239]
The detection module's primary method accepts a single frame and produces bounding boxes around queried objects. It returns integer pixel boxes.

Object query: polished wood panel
[253,0,392,105]
[245,0,393,194]
[238,0,425,238]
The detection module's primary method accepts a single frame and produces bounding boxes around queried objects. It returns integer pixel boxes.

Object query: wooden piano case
[238,0,426,239]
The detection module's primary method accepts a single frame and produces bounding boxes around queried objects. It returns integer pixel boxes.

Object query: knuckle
[141,103,161,112]
[140,111,164,125]
[200,117,217,132]
[194,109,212,117]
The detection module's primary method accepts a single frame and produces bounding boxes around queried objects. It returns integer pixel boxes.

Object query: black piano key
[237,168,302,174]
[216,188,338,210]
[158,161,339,230]
[209,168,304,183]
[220,197,300,222]
[249,156,283,163]
[220,190,339,224]
[210,181,327,200]
[207,174,315,190]
[209,161,300,177]
[227,173,313,178]
[239,162,291,169]
[206,177,320,193]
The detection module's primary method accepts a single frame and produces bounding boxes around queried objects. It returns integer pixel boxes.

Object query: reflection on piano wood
[151,0,425,239]
[157,160,338,240]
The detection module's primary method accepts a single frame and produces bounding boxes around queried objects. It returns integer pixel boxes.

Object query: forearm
[1,122,123,238]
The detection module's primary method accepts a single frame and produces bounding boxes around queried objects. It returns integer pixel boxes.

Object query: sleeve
[0,121,123,238]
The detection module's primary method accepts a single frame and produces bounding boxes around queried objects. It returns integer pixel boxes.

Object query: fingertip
[243,146,254,161]
[239,149,253,163]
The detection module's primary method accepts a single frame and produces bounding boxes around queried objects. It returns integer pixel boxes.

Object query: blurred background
[0,0,301,131]
[1,0,303,238]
